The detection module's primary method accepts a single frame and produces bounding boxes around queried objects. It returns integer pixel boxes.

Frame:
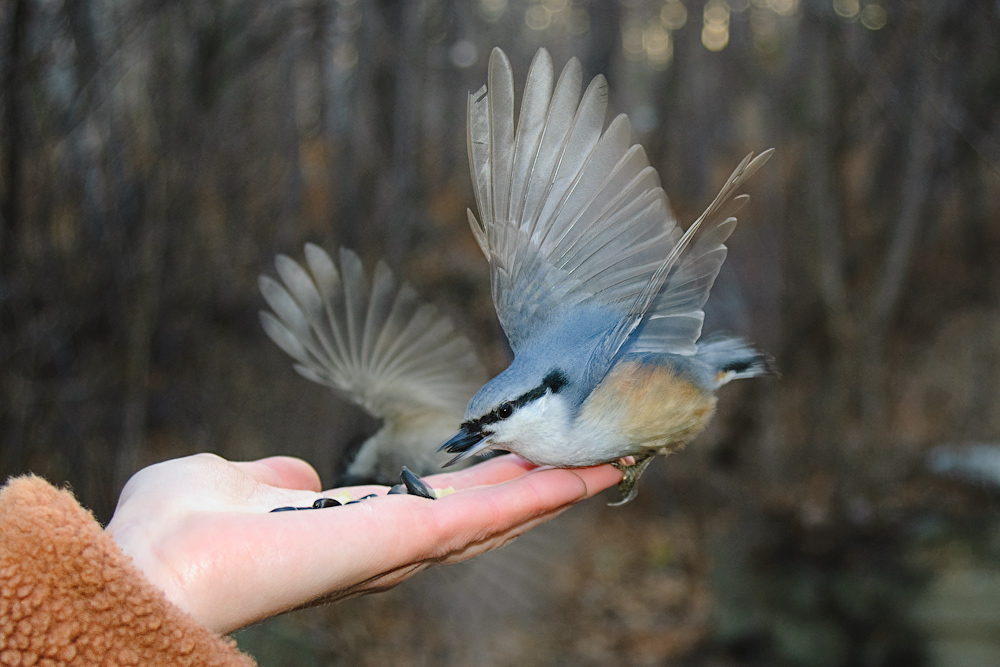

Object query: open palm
[106,452,620,634]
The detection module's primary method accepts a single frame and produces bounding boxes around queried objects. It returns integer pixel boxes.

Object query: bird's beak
[438,428,492,468]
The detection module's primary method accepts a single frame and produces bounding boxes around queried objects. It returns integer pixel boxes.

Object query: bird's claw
[608,456,654,506]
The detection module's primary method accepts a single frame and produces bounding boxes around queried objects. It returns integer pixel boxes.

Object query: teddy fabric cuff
[0,475,255,666]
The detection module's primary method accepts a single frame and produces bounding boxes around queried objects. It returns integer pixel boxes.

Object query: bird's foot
[608,456,654,506]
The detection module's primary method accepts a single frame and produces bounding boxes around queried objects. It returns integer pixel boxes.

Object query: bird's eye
[497,402,513,419]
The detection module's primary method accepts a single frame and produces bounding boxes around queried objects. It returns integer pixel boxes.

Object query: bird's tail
[696,334,777,388]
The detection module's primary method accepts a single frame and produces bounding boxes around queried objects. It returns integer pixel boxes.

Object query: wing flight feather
[467,48,679,352]
[467,47,771,370]
[260,245,486,421]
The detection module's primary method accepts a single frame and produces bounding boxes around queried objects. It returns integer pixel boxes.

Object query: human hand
[105,453,620,634]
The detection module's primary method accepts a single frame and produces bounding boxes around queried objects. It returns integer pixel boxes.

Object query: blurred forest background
[3,0,1000,665]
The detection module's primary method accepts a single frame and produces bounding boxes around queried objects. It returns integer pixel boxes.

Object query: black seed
[270,506,299,513]
[401,467,436,500]
[313,497,341,509]
[388,484,407,494]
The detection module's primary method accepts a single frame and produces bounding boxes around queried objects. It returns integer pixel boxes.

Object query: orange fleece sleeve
[0,475,256,666]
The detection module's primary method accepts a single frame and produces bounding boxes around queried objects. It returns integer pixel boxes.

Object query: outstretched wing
[259,245,486,422]
[626,149,774,356]
[467,47,680,353]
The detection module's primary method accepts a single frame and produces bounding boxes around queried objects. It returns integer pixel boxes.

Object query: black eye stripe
[543,370,568,393]
[465,369,570,431]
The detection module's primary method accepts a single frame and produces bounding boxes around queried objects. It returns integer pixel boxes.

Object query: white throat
[486,390,635,468]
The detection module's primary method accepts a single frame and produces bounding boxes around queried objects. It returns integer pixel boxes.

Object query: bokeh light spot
[860,3,887,30]
[702,0,731,51]
[771,0,800,17]
[525,4,553,31]
[660,0,688,30]
[479,0,508,22]
[833,0,859,19]
[449,40,478,69]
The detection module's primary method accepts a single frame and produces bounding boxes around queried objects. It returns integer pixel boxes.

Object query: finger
[312,456,536,499]
[567,463,622,498]
[435,502,576,565]
[427,458,620,499]
[234,457,322,492]
[272,462,618,510]
[423,454,538,490]
[427,463,621,549]
[421,466,594,553]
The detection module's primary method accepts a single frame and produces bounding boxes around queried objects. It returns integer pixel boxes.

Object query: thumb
[234,456,322,492]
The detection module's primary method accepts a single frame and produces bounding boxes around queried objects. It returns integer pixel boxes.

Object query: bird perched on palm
[441,47,775,504]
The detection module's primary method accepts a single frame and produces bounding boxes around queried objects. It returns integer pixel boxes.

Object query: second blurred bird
[259,244,486,484]
[258,244,577,660]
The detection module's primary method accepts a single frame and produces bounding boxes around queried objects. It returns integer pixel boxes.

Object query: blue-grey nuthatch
[258,245,487,484]
[441,47,776,504]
